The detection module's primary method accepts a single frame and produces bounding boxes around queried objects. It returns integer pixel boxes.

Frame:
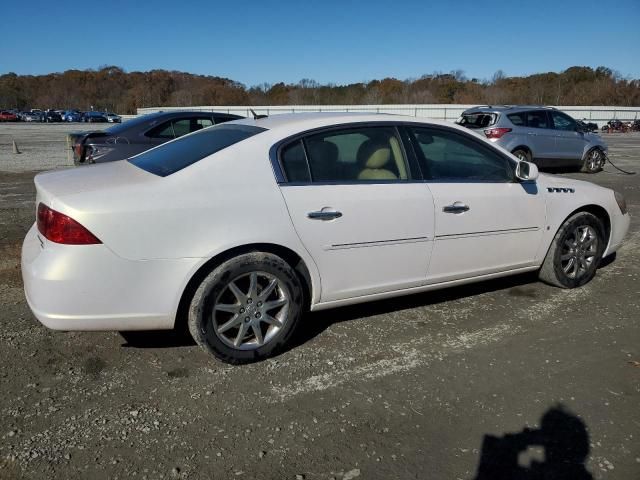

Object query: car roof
[462,105,557,114]
[229,112,461,134]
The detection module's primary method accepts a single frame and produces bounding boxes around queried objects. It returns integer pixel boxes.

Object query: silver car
[457,106,607,173]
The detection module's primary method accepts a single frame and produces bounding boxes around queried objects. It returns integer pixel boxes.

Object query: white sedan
[22,113,630,363]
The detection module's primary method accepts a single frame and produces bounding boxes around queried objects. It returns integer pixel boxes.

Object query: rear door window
[146,121,174,139]
[507,112,526,126]
[129,124,266,176]
[280,126,410,183]
[525,111,551,129]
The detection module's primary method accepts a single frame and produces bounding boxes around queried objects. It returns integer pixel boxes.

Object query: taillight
[73,144,84,161]
[484,127,512,139]
[37,203,101,245]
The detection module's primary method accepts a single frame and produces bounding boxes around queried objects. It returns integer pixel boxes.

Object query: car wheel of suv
[188,252,304,364]
[539,212,605,288]
[512,149,531,162]
[581,149,604,173]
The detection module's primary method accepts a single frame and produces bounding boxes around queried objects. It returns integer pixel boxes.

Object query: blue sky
[1,0,638,86]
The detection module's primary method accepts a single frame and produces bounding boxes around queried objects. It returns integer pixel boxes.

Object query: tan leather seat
[357,139,397,180]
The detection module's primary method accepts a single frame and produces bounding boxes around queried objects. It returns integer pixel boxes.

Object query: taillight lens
[37,203,101,245]
[484,127,512,139]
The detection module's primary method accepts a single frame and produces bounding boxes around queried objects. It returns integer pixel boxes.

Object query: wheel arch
[511,145,532,155]
[174,243,315,334]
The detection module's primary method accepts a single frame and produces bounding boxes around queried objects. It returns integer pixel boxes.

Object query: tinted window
[280,140,310,182]
[297,126,409,183]
[196,118,213,129]
[550,111,576,131]
[526,111,550,129]
[172,119,191,137]
[458,113,497,129]
[146,121,174,139]
[129,124,266,177]
[507,112,526,126]
[410,127,514,182]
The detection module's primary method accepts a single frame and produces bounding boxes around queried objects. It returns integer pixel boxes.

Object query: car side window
[146,121,174,139]
[172,119,191,137]
[280,140,311,182]
[525,111,550,129]
[507,112,526,126]
[282,126,409,183]
[195,118,213,129]
[409,127,514,183]
[550,111,576,131]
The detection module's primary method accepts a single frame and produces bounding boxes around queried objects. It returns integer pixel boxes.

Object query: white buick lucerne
[22,113,630,363]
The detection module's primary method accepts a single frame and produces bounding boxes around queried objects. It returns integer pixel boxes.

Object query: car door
[549,110,585,166]
[407,125,546,283]
[523,110,556,166]
[277,125,435,303]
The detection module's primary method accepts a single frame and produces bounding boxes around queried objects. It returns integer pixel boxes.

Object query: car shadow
[287,270,540,351]
[473,404,593,479]
[120,253,617,354]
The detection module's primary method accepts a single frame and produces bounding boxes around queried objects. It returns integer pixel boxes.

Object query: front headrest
[357,139,391,169]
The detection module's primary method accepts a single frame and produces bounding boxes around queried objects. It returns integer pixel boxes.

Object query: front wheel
[188,252,304,364]
[539,212,605,288]
[581,149,604,173]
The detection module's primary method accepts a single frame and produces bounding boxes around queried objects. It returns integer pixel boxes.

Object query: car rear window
[129,124,266,177]
[457,113,497,129]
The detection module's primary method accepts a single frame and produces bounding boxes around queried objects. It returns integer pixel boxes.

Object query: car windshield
[129,124,266,177]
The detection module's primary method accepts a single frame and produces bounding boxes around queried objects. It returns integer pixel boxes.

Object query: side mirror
[515,161,538,182]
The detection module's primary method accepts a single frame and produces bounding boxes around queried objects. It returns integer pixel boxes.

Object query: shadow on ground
[474,404,592,480]
[119,252,617,355]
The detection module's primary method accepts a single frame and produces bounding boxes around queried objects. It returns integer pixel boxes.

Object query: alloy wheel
[212,271,290,350]
[560,225,598,279]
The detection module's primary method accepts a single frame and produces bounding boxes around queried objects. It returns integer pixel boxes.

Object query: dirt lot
[0,125,639,479]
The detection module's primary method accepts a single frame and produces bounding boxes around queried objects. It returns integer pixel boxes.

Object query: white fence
[138,104,640,128]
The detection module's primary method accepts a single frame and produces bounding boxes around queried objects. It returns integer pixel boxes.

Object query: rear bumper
[21,224,199,331]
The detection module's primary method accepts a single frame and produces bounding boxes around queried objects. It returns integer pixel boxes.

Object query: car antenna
[250,109,268,120]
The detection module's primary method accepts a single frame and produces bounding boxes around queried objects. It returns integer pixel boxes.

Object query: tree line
[0,66,638,114]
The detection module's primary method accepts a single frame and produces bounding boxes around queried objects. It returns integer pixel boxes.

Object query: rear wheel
[581,149,604,173]
[188,252,304,364]
[512,148,531,162]
[539,212,605,288]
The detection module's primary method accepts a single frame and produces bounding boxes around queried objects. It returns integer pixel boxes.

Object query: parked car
[577,119,598,133]
[62,110,82,122]
[0,110,19,121]
[81,111,108,123]
[43,110,62,122]
[601,119,626,133]
[22,113,630,364]
[22,111,42,122]
[70,110,242,165]
[457,106,608,173]
[104,112,122,123]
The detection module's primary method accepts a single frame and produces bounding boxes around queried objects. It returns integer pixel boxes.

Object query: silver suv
[457,106,607,173]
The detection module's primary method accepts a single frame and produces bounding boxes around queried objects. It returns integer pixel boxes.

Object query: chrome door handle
[527,132,537,136]
[443,202,469,214]
[308,210,343,220]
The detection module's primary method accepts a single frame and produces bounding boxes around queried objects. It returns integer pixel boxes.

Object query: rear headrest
[357,139,391,169]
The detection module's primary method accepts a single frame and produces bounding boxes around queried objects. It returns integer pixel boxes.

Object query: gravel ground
[0,127,639,479]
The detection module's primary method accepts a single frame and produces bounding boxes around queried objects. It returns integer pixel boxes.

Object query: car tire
[581,148,604,173]
[512,149,531,162]
[188,252,304,364]
[539,211,605,289]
